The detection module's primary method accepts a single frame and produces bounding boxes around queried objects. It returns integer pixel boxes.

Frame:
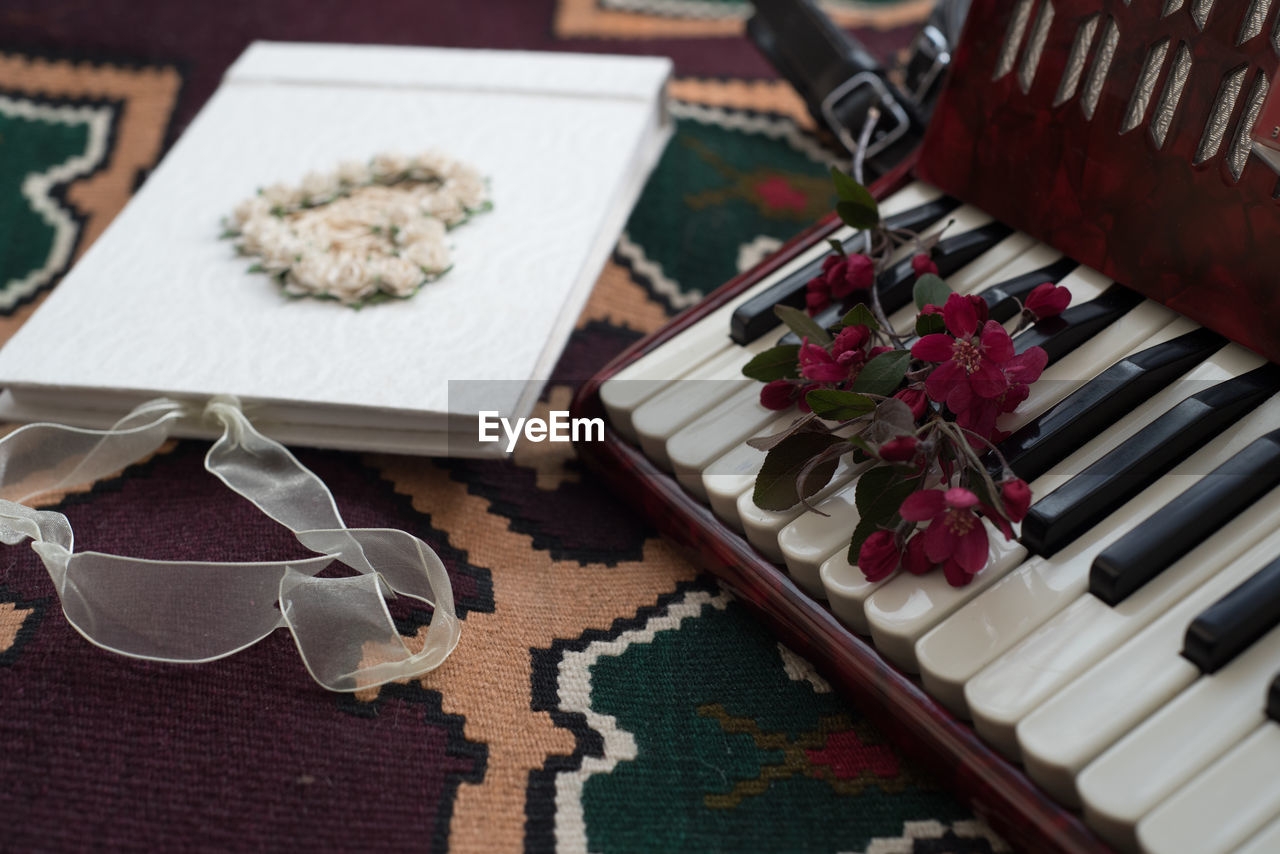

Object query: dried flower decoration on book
[223,150,492,306]
[743,169,1073,588]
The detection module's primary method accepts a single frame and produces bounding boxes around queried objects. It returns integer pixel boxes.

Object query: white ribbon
[0,396,459,692]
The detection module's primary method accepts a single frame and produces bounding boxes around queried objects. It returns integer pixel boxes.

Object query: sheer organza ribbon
[0,396,459,692]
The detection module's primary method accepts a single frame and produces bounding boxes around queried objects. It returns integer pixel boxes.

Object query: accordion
[573,1,1280,852]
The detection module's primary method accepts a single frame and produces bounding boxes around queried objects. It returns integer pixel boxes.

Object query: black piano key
[1090,428,1280,606]
[1268,672,1280,723]
[1181,556,1280,674]
[731,197,960,344]
[778,220,1013,345]
[1021,364,1280,558]
[1012,284,1145,364]
[980,256,1078,323]
[994,328,1228,483]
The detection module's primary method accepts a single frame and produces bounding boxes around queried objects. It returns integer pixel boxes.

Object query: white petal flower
[371,152,411,183]
[300,170,340,204]
[336,159,372,186]
[227,149,487,304]
[260,182,302,211]
[231,196,270,228]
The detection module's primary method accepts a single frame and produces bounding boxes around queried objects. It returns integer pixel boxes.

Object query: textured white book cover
[0,42,671,455]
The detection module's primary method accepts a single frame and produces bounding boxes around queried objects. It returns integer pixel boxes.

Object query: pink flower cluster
[759,324,885,411]
[859,478,1031,587]
[909,293,1047,445]
[805,253,874,314]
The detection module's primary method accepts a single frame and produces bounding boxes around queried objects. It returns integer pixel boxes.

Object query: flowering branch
[741,169,1072,587]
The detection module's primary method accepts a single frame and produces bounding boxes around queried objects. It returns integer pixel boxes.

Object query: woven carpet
[0,2,1009,851]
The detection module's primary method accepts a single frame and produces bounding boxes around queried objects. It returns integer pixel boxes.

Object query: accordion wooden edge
[568,156,1116,854]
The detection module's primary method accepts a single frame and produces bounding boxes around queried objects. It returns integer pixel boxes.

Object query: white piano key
[1136,723,1280,854]
[864,522,1028,671]
[631,352,753,469]
[1076,623,1280,851]
[916,345,1268,720]
[1016,525,1280,806]
[599,181,943,440]
[964,390,1280,754]
[702,419,789,528]
[1237,812,1280,854]
[667,386,778,500]
[819,552,891,633]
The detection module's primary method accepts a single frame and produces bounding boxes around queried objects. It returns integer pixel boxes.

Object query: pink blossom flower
[825,253,875,299]
[953,346,1048,444]
[831,324,870,367]
[805,254,874,314]
[899,486,989,576]
[799,338,847,382]
[857,530,900,582]
[912,294,1016,412]
[1024,282,1071,319]
[911,253,939,277]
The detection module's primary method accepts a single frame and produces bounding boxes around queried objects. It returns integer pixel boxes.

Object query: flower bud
[911,253,939,276]
[893,387,929,420]
[878,436,919,462]
[1024,282,1071,320]
[857,531,900,582]
[901,534,933,575]
[1001,478,1032,522]
[759,380,795,411]
[829,253,875,299]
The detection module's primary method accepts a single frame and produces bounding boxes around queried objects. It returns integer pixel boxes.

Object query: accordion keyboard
[597,181,1280,854]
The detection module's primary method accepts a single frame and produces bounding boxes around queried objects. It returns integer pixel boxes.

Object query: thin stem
[851,105,880,187]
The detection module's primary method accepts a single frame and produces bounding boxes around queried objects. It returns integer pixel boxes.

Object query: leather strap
[747,0,923,178]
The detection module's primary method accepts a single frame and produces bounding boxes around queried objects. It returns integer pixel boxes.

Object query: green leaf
[915,312,946,336]
[830,166,879,214]
[827,238,847,255]
[797,455,841,506]
[846,434,875,455]
[753,432,845,511]
[804,389,876,421]
[854,466,898,516]
[836,200,880,230]
[849,350,912,398]
[840,303,880,331]
[746,413,819,452]
[913,272,952,311]
[847,469,924,562]
[872,397,916,437]
[742,345,801,382]
[774,304,832,346]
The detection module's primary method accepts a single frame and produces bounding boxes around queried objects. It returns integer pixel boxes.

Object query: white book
[0,42,672,456]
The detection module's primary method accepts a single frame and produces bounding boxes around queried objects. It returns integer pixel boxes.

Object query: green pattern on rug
[623,109,836,300]
[582,599,971,852]
[0,102,94,294]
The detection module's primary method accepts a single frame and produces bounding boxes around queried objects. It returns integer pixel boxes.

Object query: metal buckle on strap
[820,71,911,161]
[906,24,952,104]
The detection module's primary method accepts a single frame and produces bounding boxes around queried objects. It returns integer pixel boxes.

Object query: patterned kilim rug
[0,2,1010,851]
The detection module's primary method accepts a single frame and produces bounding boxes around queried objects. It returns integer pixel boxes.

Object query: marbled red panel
[919,0,1280,363]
